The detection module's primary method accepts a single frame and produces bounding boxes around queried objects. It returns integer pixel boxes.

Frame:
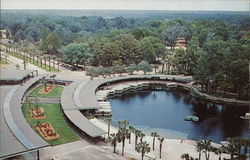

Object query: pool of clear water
[109,90,249,142]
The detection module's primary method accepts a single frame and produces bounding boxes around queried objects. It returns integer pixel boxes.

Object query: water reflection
[109,90,249,142]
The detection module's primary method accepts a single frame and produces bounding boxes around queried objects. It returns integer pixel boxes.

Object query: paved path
[36,97,60,104]
[39,140,128,160]
[2,52,47,75]
[1,45,71,71]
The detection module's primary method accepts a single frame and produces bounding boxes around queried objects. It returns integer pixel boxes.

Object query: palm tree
[25,96,33,110]
[106,118,112,137]
[223,143,237,160]
[153,64,159,74]
[139,132,145,143]
[199,140,212,160]
[181,153,195,160]
[151,132,159,151]
[41,78,48,92]
[44,56,47,70]
[134,129,141,150]
[196,141,203,160]
[57,58,60,71]
[242,139,250,156]
[117,120,129,129]
[40,57,43,67]
[136,141,151,160]
[52,55,56,68]
[50,74,56,86]
[116,120,130,156]
[181,153,189,160]
[117,121,122,129]
[227,137,242,156]
[107,133,118,153]
[35,51,39,66]
[33,97,39,110]
[128,126,134,144]
[16,64,20,70]
[5,52,8,63]
[213,146,223,160]
[117,127,130,156]
[158,137,164,159]
[22,53,27,70]
[47,55,51,71]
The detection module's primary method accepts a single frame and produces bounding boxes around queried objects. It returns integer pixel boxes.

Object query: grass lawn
[22,103,80,146]
[7,52,59,72]
[30,84,64,98]
[0,60,9,65]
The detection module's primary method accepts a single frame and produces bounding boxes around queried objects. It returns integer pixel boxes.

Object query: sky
[1,0,249,11]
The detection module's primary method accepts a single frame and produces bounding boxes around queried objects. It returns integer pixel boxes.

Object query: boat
[184,116,193,121]
[240,113,250,120]
[192,116,199,122]
[184,116,199,122]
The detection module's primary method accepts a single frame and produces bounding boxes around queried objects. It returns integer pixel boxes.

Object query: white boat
[184,116,193,121]
[240,113,250,120]
[184,116,199,122]
[192,116,199,122]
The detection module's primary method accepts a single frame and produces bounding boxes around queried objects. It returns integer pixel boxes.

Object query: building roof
[9,76,49,148]
[0,76,49,159]
[0,86,27,159]
[61,81,107,137]
[0,69,34,81]
[64,110,107,137]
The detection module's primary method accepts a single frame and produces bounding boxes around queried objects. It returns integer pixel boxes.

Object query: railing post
[37,150,40,160]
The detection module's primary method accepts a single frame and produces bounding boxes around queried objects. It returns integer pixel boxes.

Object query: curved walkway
[78,75,249,109]
[61,81,106,137]
[1,76,49,159]
[1,86,27,159]
[3,85,35,149]
[78,75,193,110]
[8,76,49,147]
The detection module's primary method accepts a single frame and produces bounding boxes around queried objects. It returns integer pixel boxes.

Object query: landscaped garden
[22,103,80,146]
[29,84,64,98]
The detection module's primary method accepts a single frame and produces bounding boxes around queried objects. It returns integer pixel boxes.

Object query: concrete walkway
[39,140,128,160]
[2,52,47,75]
[36,98,60,104]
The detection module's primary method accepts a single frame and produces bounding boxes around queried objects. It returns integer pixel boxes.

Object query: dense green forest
[1,10,249,100]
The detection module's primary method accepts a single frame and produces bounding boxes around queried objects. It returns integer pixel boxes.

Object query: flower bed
[36,123,60,140]
[30,107,46,119]
[38,84,56,94]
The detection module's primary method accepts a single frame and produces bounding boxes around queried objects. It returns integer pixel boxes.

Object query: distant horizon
[1,0,249,12]
[1,9,248,13]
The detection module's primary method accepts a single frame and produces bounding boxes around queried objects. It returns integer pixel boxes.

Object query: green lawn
[22,103,80,146]
[29,84,64,98]
[7,52,59,72]
[0,60,8,65]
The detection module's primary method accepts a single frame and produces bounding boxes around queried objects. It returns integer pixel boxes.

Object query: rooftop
[0,76,49,159]
[60,81,106,137]
[0,69,34,81]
